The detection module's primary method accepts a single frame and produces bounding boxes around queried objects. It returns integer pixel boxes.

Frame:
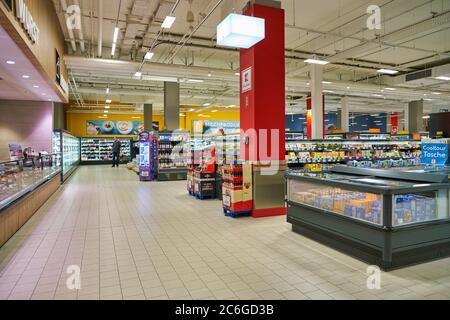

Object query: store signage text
[421,143,449,165]
[14,0,39,44]
[242,67,252,93]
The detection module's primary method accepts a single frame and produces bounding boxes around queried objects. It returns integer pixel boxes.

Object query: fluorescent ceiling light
[235,72,240,76]
[435,76,450,81]
[189,109,195,112]
[346,86,350,89]
[372,94,383,97]
[377,69,399,75]
[384,87,396,91]
[33,85,39,88]
[431,92,442,95]
[106,87,110,94]
[134,72,142,78]
[423,116,430,119]
[106,99,112,103]
[203,103,211,106]
[179,113,186,117]
[423,98,433,101]
[144,52,154,60]
[322,81,332,84]
[104,110,109,113]
[142,75,178,82]
[6,60,15,65]
[323,90,335,93]
[228,104,237,108]
[111,27,119,56]
[304,58,329,65]
[105,106,110,109]
[211,110,218,113]
[187,79,204,83]
[41,93,47,96]
[217,14,265,49]
[22,75,30,78]
[162,16,176,29]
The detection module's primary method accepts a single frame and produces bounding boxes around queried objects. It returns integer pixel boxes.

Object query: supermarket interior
[1,0,450,302]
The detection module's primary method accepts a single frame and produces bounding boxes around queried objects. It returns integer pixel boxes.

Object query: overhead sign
[14,0,39,44]
[242,67,252,93]
[421,142,449,165]
[217,13,265,49]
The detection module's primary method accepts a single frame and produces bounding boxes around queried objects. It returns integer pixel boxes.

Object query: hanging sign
[421,141,449,165]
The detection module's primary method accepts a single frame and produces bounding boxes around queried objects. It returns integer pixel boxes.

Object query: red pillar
[240,2,286,218]
[306,95,325,140]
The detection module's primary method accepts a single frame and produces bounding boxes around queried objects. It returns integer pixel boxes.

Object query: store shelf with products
[80,137,132,164]
[52,130,80,181]
[286,165,450,270]
[286,140,422,169]
[156,131,190,181]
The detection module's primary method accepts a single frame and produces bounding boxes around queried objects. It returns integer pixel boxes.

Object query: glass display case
[80,137,132,164]
[286,165,450,270]
[286,131,305,141]
[156,131,190,181]
[0,154,61,211]
[52,130,80,180]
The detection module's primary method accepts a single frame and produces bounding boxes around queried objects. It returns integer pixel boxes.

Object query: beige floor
[0,165,449,300]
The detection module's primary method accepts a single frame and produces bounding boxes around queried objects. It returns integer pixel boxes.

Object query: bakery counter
[286,166,450,270]
[0,158,61,247]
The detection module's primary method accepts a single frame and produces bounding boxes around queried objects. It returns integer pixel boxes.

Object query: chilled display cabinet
[52,130,80,181]
[286,165,450,270]
[285,140,422,169]
[80,137,132,165]
[156,131,190,181]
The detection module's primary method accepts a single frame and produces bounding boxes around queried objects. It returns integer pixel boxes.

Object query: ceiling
[51,0,450,115]
[0,26,62,103]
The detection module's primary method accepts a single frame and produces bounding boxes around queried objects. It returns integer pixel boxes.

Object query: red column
[306,95,325,140]
[391,112,399,134]
[240,4,285,162]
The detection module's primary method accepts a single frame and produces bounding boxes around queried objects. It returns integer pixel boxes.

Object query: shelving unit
[286,140,422,169]
[80,138,131,165]
[156,132,189,181]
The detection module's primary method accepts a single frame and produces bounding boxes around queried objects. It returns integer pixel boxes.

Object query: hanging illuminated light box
[217,14,265,49]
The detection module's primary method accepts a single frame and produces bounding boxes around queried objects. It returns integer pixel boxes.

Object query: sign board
[421,142,449,165]
[55,49,61,85]
[242,67,252,93]
[14,0,39,44]
[192,120,240,135]
[8,144,23,161]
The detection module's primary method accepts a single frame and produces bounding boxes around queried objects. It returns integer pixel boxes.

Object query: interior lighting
[217,14,265,49]
[162,16,176,29]
[304,58,329,65]
[377,69,399,75]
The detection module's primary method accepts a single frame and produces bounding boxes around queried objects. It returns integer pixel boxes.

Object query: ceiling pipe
[97,0,103,57]
[73,0,85,52]
[60,0,77,52]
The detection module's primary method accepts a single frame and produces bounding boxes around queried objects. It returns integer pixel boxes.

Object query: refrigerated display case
[285,140,422,169]
[156,131,190,181]
[52,130,80,181]
[286,165,450,270]
[0,154,61,212]
[80,137,132,164]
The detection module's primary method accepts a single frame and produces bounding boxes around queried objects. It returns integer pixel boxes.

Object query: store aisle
[0,166,449,300]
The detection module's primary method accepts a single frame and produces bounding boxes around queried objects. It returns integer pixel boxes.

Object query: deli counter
[286,165,450,270]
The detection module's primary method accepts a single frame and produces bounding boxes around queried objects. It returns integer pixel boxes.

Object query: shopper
[112,138,122,168]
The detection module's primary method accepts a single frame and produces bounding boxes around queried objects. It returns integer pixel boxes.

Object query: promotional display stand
[138,131,157,181]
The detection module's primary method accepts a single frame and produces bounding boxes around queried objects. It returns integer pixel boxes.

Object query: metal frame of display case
[80,137,132,165]
[286,166,450,270]
[52,130,80,182]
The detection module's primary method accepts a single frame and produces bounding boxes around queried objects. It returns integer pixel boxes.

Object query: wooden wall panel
[0,175,60,248]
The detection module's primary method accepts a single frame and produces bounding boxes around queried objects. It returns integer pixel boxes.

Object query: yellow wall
[66,109,240,137]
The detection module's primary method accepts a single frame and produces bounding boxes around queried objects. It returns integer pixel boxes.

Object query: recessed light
[6,60,15,65]
[203,103,211,106]
[33,85,39,88]
[431,92,442,95]
[22,75,30,79]
[211,110,218,113]
[144,52,154,60]
[106,99,112,103]
[322,81,332,84]
[384,87,396,91]
[377,69,399,75]
[435,76,450,81]
[105,106,110,109]
[134,72,142,77]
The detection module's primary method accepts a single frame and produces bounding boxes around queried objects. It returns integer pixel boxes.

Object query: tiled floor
[0,165,449,300]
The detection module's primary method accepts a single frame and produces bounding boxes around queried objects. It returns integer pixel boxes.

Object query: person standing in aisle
[112,137,122,168]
